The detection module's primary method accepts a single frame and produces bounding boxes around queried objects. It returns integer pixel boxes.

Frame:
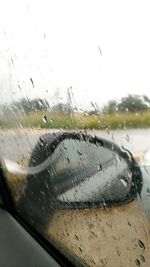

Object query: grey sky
[0,0,150,110]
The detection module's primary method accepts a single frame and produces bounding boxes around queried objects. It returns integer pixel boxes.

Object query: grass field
[1,111,150,130]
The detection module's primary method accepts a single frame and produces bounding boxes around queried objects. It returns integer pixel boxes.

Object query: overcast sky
[0,0,150,110]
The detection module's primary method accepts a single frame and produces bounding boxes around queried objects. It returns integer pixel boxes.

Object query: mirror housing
[18,131,143,229]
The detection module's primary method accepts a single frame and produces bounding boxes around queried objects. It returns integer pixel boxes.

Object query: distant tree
[12,98,50,114]
[143,95,150,104]
[103,100,117,114]
[52,102,73,114]
[117,95,148,113]
[1,98,50,116]
[87,102,100,116]
[103,95,150,114]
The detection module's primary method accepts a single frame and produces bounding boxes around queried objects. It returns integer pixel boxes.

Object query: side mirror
[17,131,142,229]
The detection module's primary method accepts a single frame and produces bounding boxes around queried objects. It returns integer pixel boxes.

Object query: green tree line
[103,95,150,114]
[1,94,150,117]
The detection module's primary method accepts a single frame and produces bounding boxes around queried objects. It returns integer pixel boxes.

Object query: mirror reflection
[47,139,132,203]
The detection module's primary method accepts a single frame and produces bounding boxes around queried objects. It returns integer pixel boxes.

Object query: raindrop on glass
[97,163,102,171]
[146,188,150,197]
[120,177,128,187]
[140,255,145,262]
[125,134,130,142]
[135,259,140,266]
[138,240,145,250]
[39,137,44,146]
[77,150,82,156]
[42,115,48,123]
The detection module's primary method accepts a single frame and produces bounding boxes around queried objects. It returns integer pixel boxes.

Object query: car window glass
[0,1,150,266]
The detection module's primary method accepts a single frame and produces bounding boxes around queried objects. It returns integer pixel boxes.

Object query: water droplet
[97,163,102,171]
[66,157,70,163]
[30,77,34,88]
[18,84,21,91]
[106,128,110,134]
[79,247,82,253]
[19,123,23,128]
[146,188,150,197]
[138,240,145,250]
[125,134,130,142]
[140,255,145,262]
[39,137,44,146]
[127,170,132,179]
[42,115,48,123]
[120,177,128,187]
[77,150,82,156]
[128,221,132,227]
[74,234,79,240]
[116,247,121,256]
[44,180,49,189]
[135,259,140,266]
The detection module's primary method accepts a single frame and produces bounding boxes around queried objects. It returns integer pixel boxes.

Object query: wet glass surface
[1,1,150,266]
